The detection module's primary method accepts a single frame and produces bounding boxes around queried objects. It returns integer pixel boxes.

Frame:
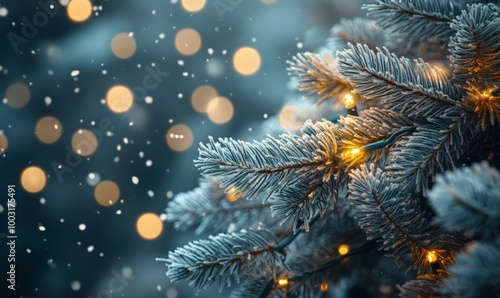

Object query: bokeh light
[136,213,163,240]
[0,131,8,154]
[191,85,218,113]
[94,180,120,206]
[5,82,30,108]
[278,105,302,131]
[71,129,98,156]
[106,85,134,113]
[111,33,137,59]
[181,0,206,13]
[21,166,47,193]
[338,244,350,255]
[233,47,261,76]
[35,116,63,144]
[67,0,92,23]
[207,96,234,124]
[166,124,193,152]
[174,28,202,56]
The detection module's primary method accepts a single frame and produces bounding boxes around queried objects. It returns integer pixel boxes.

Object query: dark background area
[0,0,361,297]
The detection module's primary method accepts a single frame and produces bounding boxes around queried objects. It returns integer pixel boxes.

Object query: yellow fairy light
[226,187,241,202]
[427,251,438,263]
[343,93,355,109]
[350,148,360,156]
[277,278,289,287]
[307,192,314,198]
[338,244,349,255]
[320,282,328,292]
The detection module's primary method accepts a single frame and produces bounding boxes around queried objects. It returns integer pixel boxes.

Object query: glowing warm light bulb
[226,187,241,202]
[343,93,355,109]
[338,244,349,255]
[277,278,289,287]
[350,148,361,156]
[320,282,328,292]
[427,251,438,263]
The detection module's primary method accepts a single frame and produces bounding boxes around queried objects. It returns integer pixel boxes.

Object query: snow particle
[132,176,139,184]
[71,281,81,291]
[78,224,86,231]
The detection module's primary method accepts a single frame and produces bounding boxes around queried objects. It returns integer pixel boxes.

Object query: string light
[226,187,241,202]
[338,244,349,255]
[427,251,438,263]
[277,278,289,287]
[343,93,355,109]
[341,146,365,167]
[320,282,328,292]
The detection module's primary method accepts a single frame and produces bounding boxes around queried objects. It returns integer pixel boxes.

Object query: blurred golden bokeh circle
[181,0,206,13]
[136,213,163,240]
[67,0,92,23]
[233,47,261,76]
[191,85,218,113]
[106,85,134,114]
[71,129,98,156]
[94,180,120,206]
[0,131,7,154]
[111,33,137,59]
[207,96,234,124]
[175,28,202,56]
[166,124,193,152]
[21,166,47,193]
[35,116,63,144]
[5,82,30,108]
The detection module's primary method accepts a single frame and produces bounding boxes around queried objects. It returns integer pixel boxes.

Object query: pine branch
[348,164,451,274]
[167,178,274,234]
[195,120,342,200]
[364,0,463,40]
[337,44,462,119]
[387,109,471,193]
[287,52,351,104]
[429,162,500,240]
[442,239,500,297]
[162,229,279,291]
[397,273,446,298]
[329,18,390,52]
[449,3,500,89]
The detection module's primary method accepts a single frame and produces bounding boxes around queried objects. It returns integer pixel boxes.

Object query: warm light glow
[191,85,218,113]
[166,124,194,152]
[175,28,202,56]
[106,85,134,113]
[181,0,206,12]
[338,244,350,255]
[233,47,261,76]
[427,251,438,263]
[21,166,46,193]
[308,192,314,198]
[67,0,92,23]
[226,187,241,202]
[5,82,30,108]
[277,278,289,287]
[111,33,137,59]
[71,129,98,156]
[207,96,234,124]
[94,180,120,206]
[136,213,163,240]
[350,148,361,156]
[35,116,62,144]
[343,93,355,109]
[278,105,302,131]
[320,282,328,292]
[0,131,8,153]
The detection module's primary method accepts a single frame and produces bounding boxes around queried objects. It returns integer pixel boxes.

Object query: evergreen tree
[158,0,500,297]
